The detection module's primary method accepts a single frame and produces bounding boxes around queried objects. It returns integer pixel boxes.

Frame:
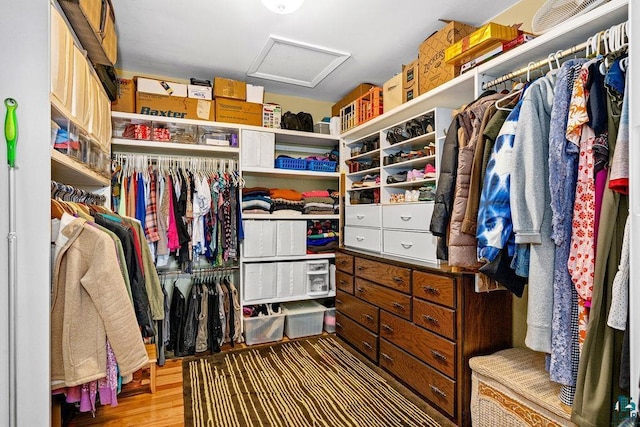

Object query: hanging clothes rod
[51,180,107,205]
[158,266,239,276]
[483,20,628,90]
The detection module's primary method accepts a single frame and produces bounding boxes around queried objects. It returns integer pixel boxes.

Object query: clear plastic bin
[167,123,197,144]
[323,307,336,333]
[243,312,286,345]
[306,260,330,296]
[281,300,326,339]
[112,117,152,140]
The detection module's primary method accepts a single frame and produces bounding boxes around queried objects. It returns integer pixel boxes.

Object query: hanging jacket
[208,282,222,353]
[168,284,186,353]
[181,282,200,356]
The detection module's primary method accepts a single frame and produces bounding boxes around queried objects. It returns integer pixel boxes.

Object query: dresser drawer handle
[430,385,447,398]
[392,302,406,311]
[357,266,367,271]
[381,323,394,333]
[339,259,349,265]
[356,236,365,242]
[400,215,412,221]
[422,314,439,325]
[381,353,394,362]
[362,341,373,351]
[356,214,365,219]
[422,285,440,294]
[400,242,413,249]
[339,279,348,285]
[336,322,343,329]
[364,314,374,321]
[392,276,405,283]
[336,299,343,305]
[430,350,448,362]
[356,287,365,293]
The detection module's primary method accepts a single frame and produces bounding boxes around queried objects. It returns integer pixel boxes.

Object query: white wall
[0,1,52,426]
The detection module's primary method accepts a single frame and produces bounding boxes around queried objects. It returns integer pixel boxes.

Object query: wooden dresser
[335,249,512,426]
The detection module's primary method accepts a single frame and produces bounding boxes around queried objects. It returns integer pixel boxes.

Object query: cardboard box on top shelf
[136,77,188,97]
[331,83,376,117]
[136,92,215,121]
[111,78,136,113]
[402,58,419,103]
[216,98,262,126]
[188,84,212,100]
[213,77,246,100]
[246,84,265,104]
[418,20,477,95]
[383,74,402,113]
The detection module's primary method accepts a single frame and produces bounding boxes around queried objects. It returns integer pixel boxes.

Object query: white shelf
[242,290,336,306]
[242,253,336,262]
[111,138,240,156]
[347,167,380,177]
[385,178,436,188]
[348,150,380,161]
[242,166,339,179]
[349,185,380,191]
[51,149,110,187]
[243,214,339,220]
[382,132,436,152]
[383,156,435,169]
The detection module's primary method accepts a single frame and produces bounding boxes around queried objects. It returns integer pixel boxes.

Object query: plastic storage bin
[243,313,286,345]
[307,160,337,172]
[275,157,307,170]
[323,307,336,333]
[306,260,330,296]
[281,300,326,339]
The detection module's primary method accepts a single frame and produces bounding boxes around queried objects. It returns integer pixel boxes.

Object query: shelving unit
[243,253,336,263]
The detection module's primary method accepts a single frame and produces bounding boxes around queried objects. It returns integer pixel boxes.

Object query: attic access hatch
[247,35,350,88]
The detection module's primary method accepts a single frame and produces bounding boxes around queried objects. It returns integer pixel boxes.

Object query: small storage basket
[275,157,307,170]
[307,160,337,172]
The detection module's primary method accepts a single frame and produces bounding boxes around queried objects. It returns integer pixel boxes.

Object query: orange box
[136,92,215,121]
[215,98,262,126]
[383,74,402,113]
[331,83,376,117]
[213,77,246,101]
[402,59,419,103]
[111,78,136,113]
[418,21,476,94]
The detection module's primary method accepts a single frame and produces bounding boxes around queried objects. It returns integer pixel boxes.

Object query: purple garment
[594,168,607,248]
[98,341,119,407]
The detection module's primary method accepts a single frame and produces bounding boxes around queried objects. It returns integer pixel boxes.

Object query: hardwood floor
[69,359,185,427]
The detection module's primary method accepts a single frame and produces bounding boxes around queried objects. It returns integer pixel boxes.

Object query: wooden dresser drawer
[336,270,354,294]
[336,290,379,332]
[336,312,378,362]
[413,271,456,308]
[413,298,456,340]
[355,278,412,320]
[354,258,411,293]
[379,311,456,378]
[379,339,455,417]
[335,252,354,274]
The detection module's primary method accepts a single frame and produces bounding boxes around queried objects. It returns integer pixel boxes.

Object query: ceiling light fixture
[260,0,304,14]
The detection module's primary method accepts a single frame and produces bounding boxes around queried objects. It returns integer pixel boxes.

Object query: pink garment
[166,175,180,251]
[302,190,330,198]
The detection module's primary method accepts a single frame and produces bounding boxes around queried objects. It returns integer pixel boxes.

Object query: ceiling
[111,0,522,103]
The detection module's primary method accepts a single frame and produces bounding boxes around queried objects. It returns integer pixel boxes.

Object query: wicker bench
[469,347,576,426]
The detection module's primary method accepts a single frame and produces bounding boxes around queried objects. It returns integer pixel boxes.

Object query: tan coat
[51,217,148,388]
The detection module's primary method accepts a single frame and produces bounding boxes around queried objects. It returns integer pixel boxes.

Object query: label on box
[197,100,211,120]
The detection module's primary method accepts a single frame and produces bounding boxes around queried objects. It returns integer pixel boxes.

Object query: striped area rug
[183,336,444,427]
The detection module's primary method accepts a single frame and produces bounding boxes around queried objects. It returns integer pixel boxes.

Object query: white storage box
[50,6,73,109]
[246,84,265,104]
[282,300,326,339]
[241,129,275,168]
[276,221,307,256]
[242,220,276,258]
[188,84,212,100]
[324,307,336,333]
[243,312,286,345]
[243,263,277,301]
[71,46,89,127]
[276,261,306,298]
[306,260,330,296]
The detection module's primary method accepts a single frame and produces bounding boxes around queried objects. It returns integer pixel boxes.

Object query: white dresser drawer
[383,229,437,263]
[382,203,433,231]
[344,226,381,252]
[345,205,381,228]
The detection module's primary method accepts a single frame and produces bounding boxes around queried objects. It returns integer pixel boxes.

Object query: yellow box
[213,77,246,101]
[383,74,402,113]
[215,98,262,126]
[136,92,215,121]
[445,23,519,66]
[402,59,419,103]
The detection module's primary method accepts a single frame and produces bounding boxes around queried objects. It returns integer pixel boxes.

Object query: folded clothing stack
[270,188,304,216]
[307,220,339,253]
[242,186,272,214]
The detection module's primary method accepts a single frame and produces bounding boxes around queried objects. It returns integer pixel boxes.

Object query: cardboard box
[383,74,402,113]
[137,77,188,97]
[136,92,215,121]
[445,23,519,66]
[418,21,476,94]
[188,84,212,100]
[216,98,262,126]
[246,84,265,104]
[213,77,246,100]
[402,59,419,103]
[331,83,376,117]
[111,78,136,113]
[263,103,281,128]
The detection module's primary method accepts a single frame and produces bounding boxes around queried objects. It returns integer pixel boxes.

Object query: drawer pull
[339,259,349,265]
[356,287,365,293]
[356,214,365,220]
[381,353,394,362]
[364,314,374,321]
[357,266,367,271]
[392,302,406,311]
[430,350,448,362]
[430,385,447,398]
[392,276,405,283]
[400,242,413,249]
[356,236,365,242]
[336,299,343,305]
[362,341,373,351]
[381,323,394,333]
[422,314,439,325]
[400,215,412,221]
[422,285,440,294]
[339,279,348,285]
[336,322,343,329]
